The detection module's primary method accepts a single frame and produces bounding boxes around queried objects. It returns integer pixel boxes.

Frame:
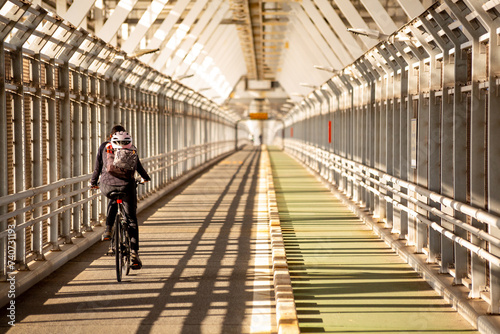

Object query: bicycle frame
[110,198,131,282]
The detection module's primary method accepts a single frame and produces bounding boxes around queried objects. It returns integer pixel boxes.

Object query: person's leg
[122,183,138,251]
[122,183,142,269]
[100,184,118,239]
[106,201,118,229]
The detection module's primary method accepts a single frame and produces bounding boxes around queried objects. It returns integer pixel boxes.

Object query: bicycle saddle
[108,191,127,200]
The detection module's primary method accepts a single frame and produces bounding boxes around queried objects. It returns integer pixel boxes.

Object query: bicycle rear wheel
[115,216,123,282]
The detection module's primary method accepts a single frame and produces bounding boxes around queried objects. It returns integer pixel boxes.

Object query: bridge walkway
[0,146,485,333]
[0,146,275,334]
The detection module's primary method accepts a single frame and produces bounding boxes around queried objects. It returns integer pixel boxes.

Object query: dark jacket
[91,141,151,186]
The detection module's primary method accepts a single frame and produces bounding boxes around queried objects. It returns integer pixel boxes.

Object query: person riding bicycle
[90,125,151,270]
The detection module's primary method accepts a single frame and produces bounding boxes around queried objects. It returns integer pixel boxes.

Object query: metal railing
[0,140,237,275]
[285,137,500,312]
[278,0,500,314]
[0,0,249,282]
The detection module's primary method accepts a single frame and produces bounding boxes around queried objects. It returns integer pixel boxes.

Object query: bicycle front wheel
[115,216,123,282]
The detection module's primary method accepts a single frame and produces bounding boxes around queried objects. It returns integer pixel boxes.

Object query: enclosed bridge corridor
[1,0,500,333]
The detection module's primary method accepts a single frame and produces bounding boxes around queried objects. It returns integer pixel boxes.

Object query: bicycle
[105,189,132,282]
[95,180,144,282]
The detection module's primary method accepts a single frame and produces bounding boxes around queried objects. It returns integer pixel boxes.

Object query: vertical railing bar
[32,53,44,260]
[81,69,91,232]
[0,41,8,278]
[47,59,60,251]
[60,62,72,244]
[13,48,27,269]
[72,68,82,238]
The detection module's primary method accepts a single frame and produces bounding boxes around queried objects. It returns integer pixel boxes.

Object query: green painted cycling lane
[268,148,478,334]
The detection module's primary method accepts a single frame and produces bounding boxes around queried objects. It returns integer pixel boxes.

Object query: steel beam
[332,0,377,49]
[166,0,224,78]
[152,0,208,71]
[301,0,353,63]
[314,0,364,58]
[63,0,95,28]
[96,0,139,43]
[121,0,170,54]
[173,2,229,78]
[359,0,398,35]
[290,4,342,69]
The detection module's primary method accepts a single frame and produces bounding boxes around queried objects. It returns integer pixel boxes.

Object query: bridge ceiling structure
[33,0,435,119]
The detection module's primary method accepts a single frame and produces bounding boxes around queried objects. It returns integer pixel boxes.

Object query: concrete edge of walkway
[288,152,500,334]
[0,150,235,309]
[262,146,300,334]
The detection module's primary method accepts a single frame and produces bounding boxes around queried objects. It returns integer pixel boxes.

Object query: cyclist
[90,125,151,269]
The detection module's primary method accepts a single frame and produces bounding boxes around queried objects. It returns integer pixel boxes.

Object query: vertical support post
[407,63,418,247]
[47,60,60,250]
[167,105,173,181]
[159,92,165,188]
[415,13,448,264]
[380,42,411,239]
[453,47,469,284]
[368,82,375,214]
[392,69,402,233]
[417,59,429,254]
[173,107,179,178]
[442,0,476,286]
[90,75,99,226]
[183,106,188,173]
[32,54,45,260]
[0,42,7,277]
[72,68,82,237]
[488,28,500,315]
[99,78,107,228]
[400,66,409,240]
[60,62,72,244]
[235,120,239,151]
[469,38,487,299]
[428,57,442,263]
[203,107,208,163]
[13,49,27,269]
[81,69,91,232]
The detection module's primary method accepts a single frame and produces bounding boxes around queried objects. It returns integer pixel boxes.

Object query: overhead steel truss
[280,0,500,316]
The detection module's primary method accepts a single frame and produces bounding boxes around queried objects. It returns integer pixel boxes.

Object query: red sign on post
[328,121,332,143]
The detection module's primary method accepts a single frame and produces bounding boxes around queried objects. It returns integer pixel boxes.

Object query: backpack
[105,143,138,179]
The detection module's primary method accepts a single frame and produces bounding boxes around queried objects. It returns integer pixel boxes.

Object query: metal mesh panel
[24,94,32,254]
[466,49,472,85]
[466,92,472,278]
[56,98,62,236]
[5,52,11,82]
[54,66,59,93]
[69,70,73,92]
[42,98,49,245]
[6,95,14,221]
[23,57,30,84]
[41,62,46,88]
